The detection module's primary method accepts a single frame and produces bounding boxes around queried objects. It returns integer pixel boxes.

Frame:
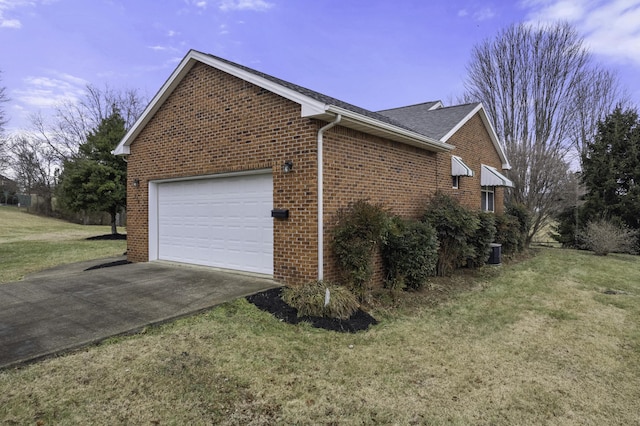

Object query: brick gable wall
[126,62,321,284]
[435,114,506,214]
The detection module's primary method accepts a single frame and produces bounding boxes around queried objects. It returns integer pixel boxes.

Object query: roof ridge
[199,51,421,134]
[377,100,442,113]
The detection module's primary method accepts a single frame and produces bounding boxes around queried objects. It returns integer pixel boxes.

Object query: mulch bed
[85,233,127,241]
[246,287,378,333]
[84,259,132,271]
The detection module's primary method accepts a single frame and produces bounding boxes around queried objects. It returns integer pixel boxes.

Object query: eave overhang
[114,50,453,156]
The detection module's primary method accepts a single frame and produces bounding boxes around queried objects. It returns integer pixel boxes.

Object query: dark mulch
[84,260,132,271]
[85,233,127,241]
[246,287,378,333]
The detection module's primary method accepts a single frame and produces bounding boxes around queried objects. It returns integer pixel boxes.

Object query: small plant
[422,192,479,276]
[332,199,388,300]
[382,216,438,290]
[282,281,360,320]
[581,219,638,256]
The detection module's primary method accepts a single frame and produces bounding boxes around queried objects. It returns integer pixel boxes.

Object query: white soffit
[451,155,474,176]
[481,164,514,187]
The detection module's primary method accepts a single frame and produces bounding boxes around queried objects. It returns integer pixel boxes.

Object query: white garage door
[156,173,273,274]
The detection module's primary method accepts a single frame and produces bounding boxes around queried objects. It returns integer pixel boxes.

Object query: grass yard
[0,206,126,283]
[1,242,639,424]
[1,208,639,424]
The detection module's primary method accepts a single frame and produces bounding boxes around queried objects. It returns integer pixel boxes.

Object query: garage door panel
[157,173,273,274]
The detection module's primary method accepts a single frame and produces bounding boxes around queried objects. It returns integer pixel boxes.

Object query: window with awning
[481,164,514,187]
[451,155,474,177]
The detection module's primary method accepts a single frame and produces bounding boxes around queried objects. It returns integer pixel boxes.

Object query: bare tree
[0,70,8,134]
[0,71,10,173]
[463,22,622,245]
[31,84,146,163]
[9,135,58,214]
[569,66,628,164]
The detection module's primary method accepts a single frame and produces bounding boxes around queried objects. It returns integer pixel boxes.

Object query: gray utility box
[487,243,502,265]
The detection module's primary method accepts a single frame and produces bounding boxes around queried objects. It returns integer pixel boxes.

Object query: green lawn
[1,208,639,424]
[0,206,126,283]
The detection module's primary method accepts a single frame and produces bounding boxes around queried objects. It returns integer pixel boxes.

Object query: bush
[382,217,438,290]
[282,281,360,320]
[494,213,522,256]
[468,212,497,268]
[506,202,532,250]
[331,200,388,300]
[422,192,479,276]
[581,219,638,256]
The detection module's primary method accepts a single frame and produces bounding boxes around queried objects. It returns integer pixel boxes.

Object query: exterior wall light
[133,178,140,187]
[282,160,293,173]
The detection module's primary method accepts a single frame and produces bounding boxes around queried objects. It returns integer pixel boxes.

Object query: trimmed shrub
[331,200,388,300]
[468,211,497,268]
[581,219,638,256]
[282,281,360,320]
[494,213,522,256]
[422,192,479,276]
[506,202,532,250]
[382,216,438,290]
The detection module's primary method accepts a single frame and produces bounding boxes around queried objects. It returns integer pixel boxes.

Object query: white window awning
[451,155,474,177]
[481,164,514,187]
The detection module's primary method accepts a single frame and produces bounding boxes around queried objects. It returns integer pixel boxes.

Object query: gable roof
[378,102,478,141]
[114,50,453,156]
[378,102,511,169]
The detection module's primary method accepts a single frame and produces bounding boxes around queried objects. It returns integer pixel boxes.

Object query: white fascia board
[325,105,453,153]
[440,103,482,143]
[439,103,511,170]
[477,107,511,170]
[114,51,200,156]
[114,49,327,156]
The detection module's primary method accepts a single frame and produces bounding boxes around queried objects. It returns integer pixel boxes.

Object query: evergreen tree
[58,108,127,234]
[581,106,640,231]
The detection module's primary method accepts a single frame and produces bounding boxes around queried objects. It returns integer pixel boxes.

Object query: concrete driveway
[0,257,279,369]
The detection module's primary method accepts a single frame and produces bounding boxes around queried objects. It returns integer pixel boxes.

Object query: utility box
[487,243,502,265]
[271,209,289,220]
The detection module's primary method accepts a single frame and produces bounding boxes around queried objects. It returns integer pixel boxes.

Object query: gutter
[317,114,342,281]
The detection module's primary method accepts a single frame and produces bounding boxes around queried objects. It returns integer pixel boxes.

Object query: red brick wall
[321,126,440,283]
[126,62,321,284]
[435,113,507,214]
[126,61,508,287]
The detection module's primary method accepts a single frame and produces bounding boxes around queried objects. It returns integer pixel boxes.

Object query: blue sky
[1,0,639,133]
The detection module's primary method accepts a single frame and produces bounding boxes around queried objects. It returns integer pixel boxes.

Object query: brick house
[114,50,513,286]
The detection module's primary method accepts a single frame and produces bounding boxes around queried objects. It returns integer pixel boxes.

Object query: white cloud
[14,72,88,110]
[0,18,20,28]
[520,0,640,66]
[218,0,274,12]
[474,7,496,20]
[457,6,496,21]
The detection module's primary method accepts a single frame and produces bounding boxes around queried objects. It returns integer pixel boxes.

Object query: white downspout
[317,114,342,281]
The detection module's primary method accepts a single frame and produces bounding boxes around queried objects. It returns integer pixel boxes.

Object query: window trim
[452,175,460,189]
[481,185,495,212]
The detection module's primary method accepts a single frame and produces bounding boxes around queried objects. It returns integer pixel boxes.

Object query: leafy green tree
[57,109,127,234]
[581,106,640,234]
